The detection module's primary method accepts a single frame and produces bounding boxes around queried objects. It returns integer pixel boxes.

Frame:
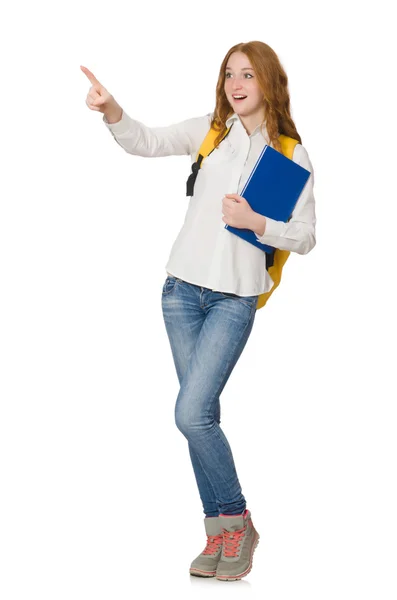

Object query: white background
[1,0,396,598]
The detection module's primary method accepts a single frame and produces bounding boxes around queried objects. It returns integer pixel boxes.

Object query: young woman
[81,40,316,582]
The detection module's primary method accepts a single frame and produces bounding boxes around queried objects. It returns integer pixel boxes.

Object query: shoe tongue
[204,517,222,536]
[219,514,245,532]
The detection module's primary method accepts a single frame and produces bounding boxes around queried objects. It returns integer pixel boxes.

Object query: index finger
[80,65,102,87]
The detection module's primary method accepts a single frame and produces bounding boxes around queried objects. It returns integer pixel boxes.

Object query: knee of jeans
[174,405,214,437]
[174,407,192,436]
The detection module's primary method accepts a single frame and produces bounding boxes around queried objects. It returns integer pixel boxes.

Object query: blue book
[224,144,311,253]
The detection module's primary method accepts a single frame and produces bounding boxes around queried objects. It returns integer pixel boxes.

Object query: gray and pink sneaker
[216,509,260,581]
[189,516,223,577]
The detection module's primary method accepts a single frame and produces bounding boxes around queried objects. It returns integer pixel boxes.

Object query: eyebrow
[225,67,254,70]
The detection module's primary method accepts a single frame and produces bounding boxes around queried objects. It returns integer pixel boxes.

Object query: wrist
[104,103,123,124]
[251,212,266,236]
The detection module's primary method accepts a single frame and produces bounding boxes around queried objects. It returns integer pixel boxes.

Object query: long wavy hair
[211,41,301,152]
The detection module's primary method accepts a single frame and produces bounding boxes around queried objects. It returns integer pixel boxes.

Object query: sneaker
[189,516,223,577]
[216,509,260,581]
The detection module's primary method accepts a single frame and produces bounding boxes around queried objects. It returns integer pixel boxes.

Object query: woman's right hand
[81,65,122,121]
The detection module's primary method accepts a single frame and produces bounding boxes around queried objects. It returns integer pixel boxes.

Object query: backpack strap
[278,134,299,160]
[186,125,232,196]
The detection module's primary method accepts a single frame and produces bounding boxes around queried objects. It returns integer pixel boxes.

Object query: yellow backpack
[186,125,299,310]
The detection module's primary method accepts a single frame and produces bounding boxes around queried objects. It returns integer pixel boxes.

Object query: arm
[103,110,212,158]
[251,144,317,255]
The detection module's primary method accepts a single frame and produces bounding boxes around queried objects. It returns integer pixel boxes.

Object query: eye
[225,73,253,78]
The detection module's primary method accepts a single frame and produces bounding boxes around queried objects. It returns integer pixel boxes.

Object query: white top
[103,110,316,296]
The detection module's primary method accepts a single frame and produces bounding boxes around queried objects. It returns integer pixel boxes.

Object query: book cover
[224,144,311,253]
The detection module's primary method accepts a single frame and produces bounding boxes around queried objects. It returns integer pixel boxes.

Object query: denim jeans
[161,275,259,517]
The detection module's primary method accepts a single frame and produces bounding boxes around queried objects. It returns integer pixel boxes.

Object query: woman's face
[224,51,264,123]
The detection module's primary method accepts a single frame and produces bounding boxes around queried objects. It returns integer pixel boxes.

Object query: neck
[238,109,266,136]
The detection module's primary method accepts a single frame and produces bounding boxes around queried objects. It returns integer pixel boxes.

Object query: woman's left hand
[222,194,256,229]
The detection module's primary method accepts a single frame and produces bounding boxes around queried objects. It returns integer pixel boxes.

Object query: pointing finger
[80,65,102,87]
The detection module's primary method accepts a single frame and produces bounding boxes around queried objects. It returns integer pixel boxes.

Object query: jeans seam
[208,303,256,463]
[219,292,257,309]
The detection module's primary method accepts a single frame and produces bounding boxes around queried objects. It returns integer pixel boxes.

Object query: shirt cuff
[102,110,129,135]
[254,216,285,243]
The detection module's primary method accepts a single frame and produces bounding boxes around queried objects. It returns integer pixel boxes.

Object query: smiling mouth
[232,95,247,102]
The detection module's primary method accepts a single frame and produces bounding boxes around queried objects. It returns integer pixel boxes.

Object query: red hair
[211,41,302,152]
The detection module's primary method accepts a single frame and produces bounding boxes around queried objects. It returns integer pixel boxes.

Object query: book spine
[241,145,268,196]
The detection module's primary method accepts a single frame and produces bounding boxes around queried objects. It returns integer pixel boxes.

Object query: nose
[231,77,243,91]
[231,84,243,94]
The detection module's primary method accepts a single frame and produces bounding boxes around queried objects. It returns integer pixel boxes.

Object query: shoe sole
[215,532,260,581]
[189,567,217,577]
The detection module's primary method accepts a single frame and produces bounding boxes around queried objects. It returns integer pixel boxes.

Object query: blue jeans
[161,275,259,517]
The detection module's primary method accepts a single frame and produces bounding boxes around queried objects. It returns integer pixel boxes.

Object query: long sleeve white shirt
[103,110,316,297]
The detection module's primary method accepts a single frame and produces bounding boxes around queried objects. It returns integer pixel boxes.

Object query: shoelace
[202,534,223,555]
[221,526,246,557]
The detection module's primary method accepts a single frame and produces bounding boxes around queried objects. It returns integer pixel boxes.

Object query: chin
[235,106,250,115]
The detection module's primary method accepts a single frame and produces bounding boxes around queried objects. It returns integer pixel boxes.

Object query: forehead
[225,52,253,70]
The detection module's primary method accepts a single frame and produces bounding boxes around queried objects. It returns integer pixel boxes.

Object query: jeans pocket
[162,276,179,296]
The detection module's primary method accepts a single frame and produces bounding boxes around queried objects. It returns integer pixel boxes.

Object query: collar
[225,112,264,138]
[226,113,239,128]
